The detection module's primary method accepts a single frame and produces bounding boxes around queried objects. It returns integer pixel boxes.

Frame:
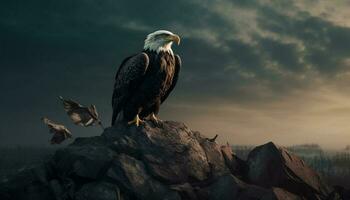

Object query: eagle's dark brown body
[111,50,181,125]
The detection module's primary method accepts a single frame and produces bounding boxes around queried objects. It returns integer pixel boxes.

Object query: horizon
[2,0,350,148]
[0,141,348,151]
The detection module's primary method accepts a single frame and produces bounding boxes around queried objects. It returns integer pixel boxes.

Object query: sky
[1,0,350,149]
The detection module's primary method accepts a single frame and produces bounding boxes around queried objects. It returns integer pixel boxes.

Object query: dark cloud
[1,0,350,146]
[257,37,303,72]
[257,5,350,75]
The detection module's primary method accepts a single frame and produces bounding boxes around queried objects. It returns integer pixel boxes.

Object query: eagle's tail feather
[111,111,124,126]
[111,112,117,126]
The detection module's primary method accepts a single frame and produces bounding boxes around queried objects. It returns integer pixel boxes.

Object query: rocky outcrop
[247,142,331,199]
[0,121,345,199]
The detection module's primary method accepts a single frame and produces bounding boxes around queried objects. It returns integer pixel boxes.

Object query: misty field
[0,146,58,179]
[0,144,349,189]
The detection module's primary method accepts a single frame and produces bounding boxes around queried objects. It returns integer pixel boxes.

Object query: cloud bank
[1,0,350,148]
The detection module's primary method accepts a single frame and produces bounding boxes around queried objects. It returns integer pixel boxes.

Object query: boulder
[0,121,338,200]
[103,121,223,184]
[74,181,121,200]
[70,136,108,147]
[53,145,116,179]
[220,143,247,178]
[106,153,181,200]
[269,188,302,200]
[170,183,197,200]
[198,174,301,200]
[202,175,302,200]
[48,179,64,200]
[247,142,331,199]
[199,140,229,178]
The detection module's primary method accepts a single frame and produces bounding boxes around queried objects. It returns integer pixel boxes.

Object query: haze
[1,0,350,149]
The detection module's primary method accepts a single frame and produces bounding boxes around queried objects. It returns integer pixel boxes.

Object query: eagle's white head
[143,30,181,55]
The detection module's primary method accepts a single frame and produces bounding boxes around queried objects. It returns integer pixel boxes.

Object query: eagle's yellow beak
[169,34,181,45]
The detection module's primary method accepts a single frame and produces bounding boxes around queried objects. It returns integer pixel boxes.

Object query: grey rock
[205,174,241,200]
[0,121,337,200]
[104,121,214,184]
[247,142,331,199]
[49,179,64,200]
[18,184,53,200]
[199,174,275,200]
[266,188,302,200]
[70,136,108,147]
[198,172,302,200]
[110,134,141,158]
[199,140,229,178]
[74,181,121,200]
[220,143,247,177]
[32,163,51,185]
[61,177,77,199]
[102,125,128,141]
[170,183,197,200]
[53,145,116,179]
[106,153,181,200]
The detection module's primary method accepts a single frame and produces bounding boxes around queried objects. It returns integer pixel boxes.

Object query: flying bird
[112,30,181,126]
[59,96,104,129]
[42,117,72,144]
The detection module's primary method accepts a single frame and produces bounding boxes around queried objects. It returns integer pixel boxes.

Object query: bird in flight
[59,96,104,129]
[42,117,72,144]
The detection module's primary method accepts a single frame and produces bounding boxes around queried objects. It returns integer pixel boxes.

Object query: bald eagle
[112,30,181,126]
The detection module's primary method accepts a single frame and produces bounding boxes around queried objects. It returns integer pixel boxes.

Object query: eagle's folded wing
[161,54,181,103]
[112,53,149,125]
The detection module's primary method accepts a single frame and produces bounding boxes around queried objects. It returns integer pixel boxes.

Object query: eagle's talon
[149,113,162,127]
[127,115,144,127]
